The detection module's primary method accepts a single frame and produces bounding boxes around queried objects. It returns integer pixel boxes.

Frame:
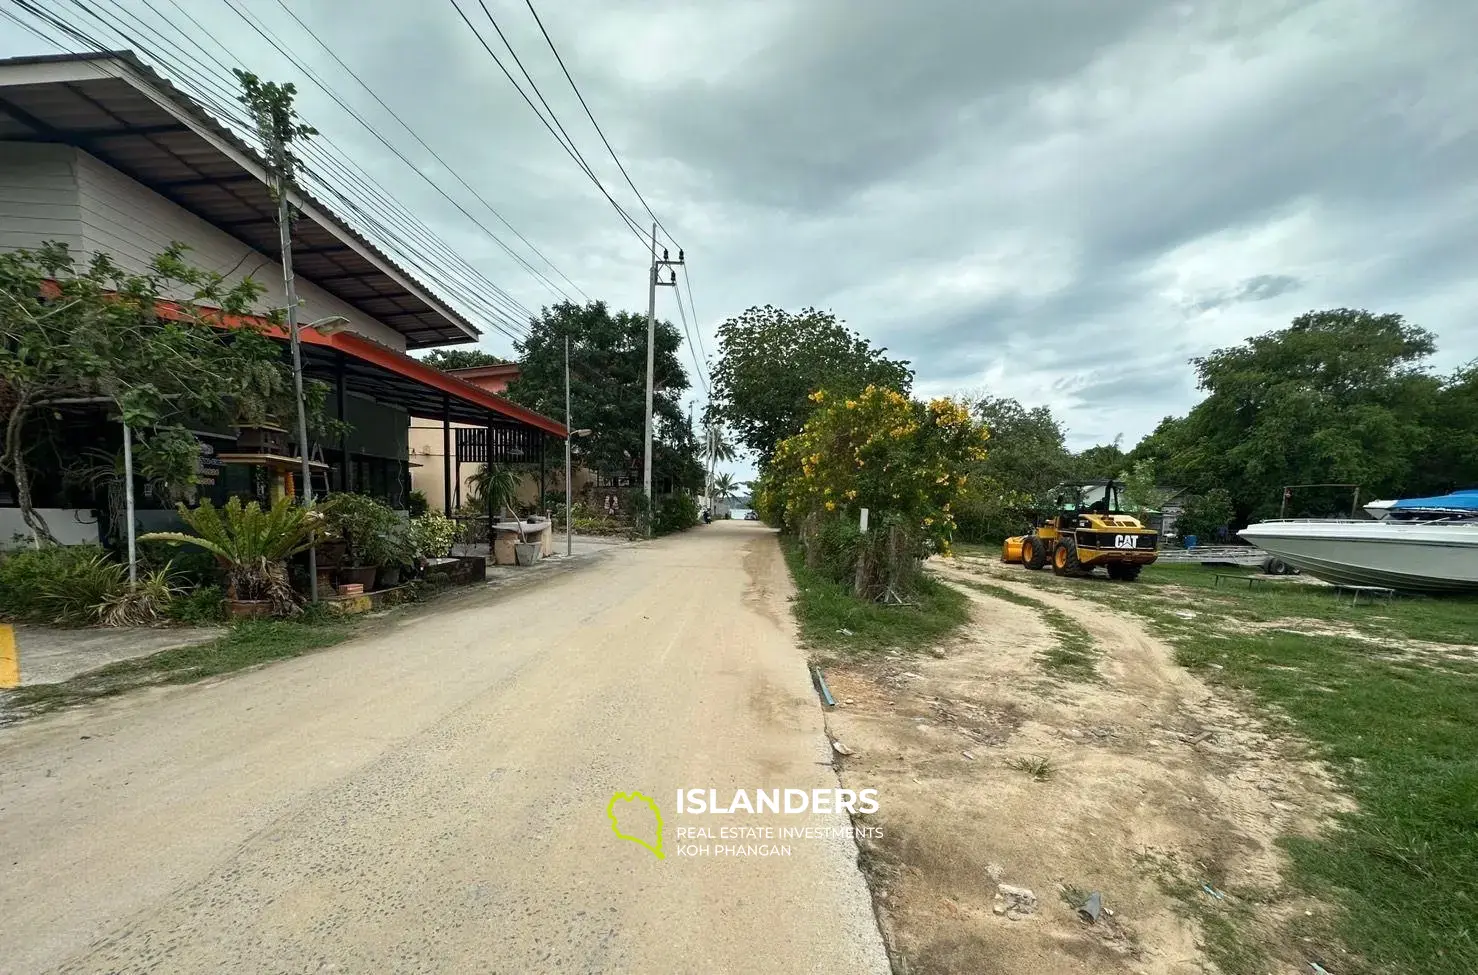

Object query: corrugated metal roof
[0,51,481,348]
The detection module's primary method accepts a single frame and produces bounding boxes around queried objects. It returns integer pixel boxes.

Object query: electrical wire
[520,0,716,387]
[669,271,709,395]
[29,0,537,341]
[265,0,589,304]
[207,0,577,306]
[444,0,649,245]
[522,0,679,252]
[51,0,534,337]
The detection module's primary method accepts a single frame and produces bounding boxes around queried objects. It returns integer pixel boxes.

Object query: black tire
[1263,557,1289,575]
[1108,562,1143,581]
[1021,536,1046,570]
[1052,536,1081,576]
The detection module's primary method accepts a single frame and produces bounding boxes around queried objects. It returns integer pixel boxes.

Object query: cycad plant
[141,496,319,614]
[466,463,519,519]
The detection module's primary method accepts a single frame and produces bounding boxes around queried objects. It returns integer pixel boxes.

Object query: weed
[1005,755,1056,781]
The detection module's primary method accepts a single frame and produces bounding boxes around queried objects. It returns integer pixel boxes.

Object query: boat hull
[1238,521,1478,593]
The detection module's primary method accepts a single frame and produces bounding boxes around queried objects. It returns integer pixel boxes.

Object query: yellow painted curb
[0,623,18,689]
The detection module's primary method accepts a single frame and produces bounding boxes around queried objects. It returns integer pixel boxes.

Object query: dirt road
[0,523,888,975]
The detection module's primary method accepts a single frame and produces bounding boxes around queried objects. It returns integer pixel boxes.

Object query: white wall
[0,143,406,351]
[71,150,408,351]
[0,142,83,255]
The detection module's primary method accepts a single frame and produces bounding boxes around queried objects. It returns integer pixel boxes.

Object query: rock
[832,741,854,756]
[993,884,1037,919]
[962,751,975,760]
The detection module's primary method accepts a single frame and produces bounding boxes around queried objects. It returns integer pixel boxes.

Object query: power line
[519,0,715,387]
[669,269,709,395]
[444,0,648,245]
[265,0,589,304]
[19,0,537,343]
[679,263,709,366]
[207,0,574,306]
[522,0,679,251]
[82,0,538,335]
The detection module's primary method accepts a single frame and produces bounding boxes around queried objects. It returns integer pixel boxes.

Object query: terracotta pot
[227,599,275,620]
[338,565,377,591]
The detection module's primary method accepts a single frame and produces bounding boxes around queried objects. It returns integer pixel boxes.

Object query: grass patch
[781,538,970,658]
[952,578,1099,681]
[971,558,1478,974]
[1005,754,1056,781]
[2,612,357,721]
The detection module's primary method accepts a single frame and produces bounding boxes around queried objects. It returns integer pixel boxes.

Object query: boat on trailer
[1239,490,1478,593]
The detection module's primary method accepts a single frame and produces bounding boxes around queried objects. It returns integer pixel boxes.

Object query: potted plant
[367,519,413,589]
[406,511,458,571]
[322,494,400,591]
[140,496,319,617]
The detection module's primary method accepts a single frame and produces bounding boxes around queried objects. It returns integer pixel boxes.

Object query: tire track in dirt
[823,557,1351,975]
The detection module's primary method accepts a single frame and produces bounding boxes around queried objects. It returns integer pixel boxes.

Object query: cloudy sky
[4,0,1477,475]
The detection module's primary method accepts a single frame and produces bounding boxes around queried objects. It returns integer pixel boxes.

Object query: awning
[0,51,480,348]
[140,293,565,436]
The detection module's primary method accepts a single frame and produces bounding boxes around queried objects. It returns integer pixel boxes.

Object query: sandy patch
[822,559,1351,974]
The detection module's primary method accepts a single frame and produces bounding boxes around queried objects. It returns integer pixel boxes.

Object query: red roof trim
[39,283,567,437]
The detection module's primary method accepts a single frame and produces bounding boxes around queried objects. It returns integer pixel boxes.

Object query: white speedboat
[1238,518,1478,592]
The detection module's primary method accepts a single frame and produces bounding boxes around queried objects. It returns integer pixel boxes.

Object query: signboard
[195,440,224,487]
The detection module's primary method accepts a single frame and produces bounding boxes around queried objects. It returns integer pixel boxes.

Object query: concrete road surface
[0,522,889,975]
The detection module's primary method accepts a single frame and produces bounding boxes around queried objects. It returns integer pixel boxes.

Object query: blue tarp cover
[1390,489,1478,511]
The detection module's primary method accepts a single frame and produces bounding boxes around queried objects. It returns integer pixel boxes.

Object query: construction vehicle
[1001,480,1159,580]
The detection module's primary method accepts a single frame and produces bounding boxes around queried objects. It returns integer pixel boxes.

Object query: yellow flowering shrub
[757,385,988,553]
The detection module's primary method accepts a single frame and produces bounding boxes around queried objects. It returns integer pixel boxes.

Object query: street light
[565,427,592,557]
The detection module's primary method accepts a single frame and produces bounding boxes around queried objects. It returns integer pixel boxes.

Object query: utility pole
[641,222,682,535]
[565,334,573,558]
[277,185,317,602]
[238,71,319,601]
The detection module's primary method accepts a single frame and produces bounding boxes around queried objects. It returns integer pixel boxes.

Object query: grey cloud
[4,0,1477,476]
[1189,274,1303,313]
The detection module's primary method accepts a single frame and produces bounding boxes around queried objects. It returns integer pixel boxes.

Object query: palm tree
[713,472,739,500]
[701,422,737,466]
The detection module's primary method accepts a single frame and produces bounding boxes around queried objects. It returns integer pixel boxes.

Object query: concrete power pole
[641,223,683,535]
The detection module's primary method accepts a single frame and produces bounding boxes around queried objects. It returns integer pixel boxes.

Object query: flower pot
[514,541,539,566]
[227,599,276,620]
[338,565,377,591]
[377,565,402,589]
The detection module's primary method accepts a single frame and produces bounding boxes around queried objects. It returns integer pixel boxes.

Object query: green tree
[1073,438,1127,481]
[953,396,1072,541]
[712,472,739,500]
[0,242,303,544]
[1120,457,1172,516]
[1174,487,1235,542]
[1133,308,1440,520]
[711,305,913,461]
[418,348,507,371]
[504,300,700,491]
[1413,361,1478,496]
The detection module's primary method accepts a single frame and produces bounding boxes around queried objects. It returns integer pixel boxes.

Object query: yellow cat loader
[1002,480,1159,580]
